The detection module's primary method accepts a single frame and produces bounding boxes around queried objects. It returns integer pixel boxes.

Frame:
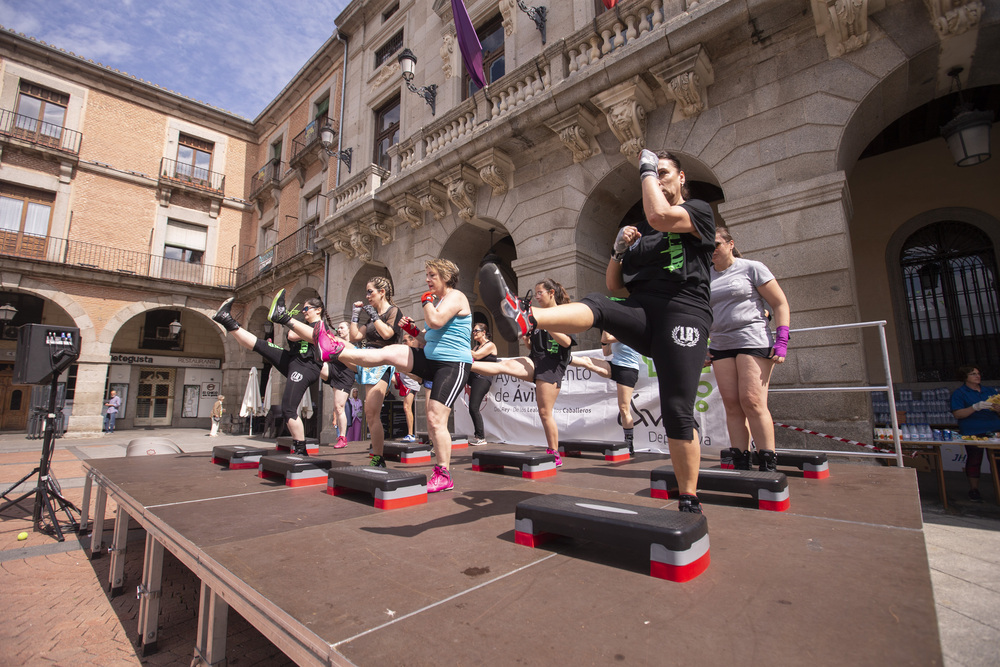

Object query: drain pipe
[335,31,349,188]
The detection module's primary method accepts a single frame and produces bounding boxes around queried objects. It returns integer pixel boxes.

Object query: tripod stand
[0,373,80,541]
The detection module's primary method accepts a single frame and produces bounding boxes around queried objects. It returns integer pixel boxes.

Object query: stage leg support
[193,581,229,667]
[108,507,128,596]
[137,534,164,656]
[89,483,107,560]
[78,471,93,535]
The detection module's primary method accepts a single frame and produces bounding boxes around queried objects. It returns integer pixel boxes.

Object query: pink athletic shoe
[316,322,345,362]
[546,448,563,467]
[334,435,348,449]
[427,465,454,493]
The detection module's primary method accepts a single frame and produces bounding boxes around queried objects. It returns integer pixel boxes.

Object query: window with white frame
[163,219,207,282]
[14,81,67,146]
[175,134,215,185]
[0,184,54,259]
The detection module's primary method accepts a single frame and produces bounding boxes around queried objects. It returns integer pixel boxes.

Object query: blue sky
[1,0,352,119]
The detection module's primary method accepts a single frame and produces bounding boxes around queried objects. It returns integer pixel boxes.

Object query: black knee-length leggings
[253,339,322,422]
[467,374,492,439]
[581,292,711,441]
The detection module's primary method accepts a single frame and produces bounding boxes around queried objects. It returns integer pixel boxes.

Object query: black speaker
[12,324,81,385]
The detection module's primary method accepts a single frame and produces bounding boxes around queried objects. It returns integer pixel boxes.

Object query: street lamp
[319,125,352,173]
[940,67,993,167]
[0,303,16,323]
[397,48,437,116]
[168,318,182,338]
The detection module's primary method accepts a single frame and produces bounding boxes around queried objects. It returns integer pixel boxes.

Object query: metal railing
[290,118,334,165]
[0,107,83,154]
[249,158,282,200]
[768,320,903,466]
[159,156,225,194]
[0,233,236,288]
[235,224,316,287]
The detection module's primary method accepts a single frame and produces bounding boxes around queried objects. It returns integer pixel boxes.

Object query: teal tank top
[424,313,474,363]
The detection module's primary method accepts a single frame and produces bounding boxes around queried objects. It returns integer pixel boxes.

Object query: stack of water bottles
[872,388,960,442]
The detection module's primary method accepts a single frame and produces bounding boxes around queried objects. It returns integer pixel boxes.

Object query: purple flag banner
[451,0,486,89]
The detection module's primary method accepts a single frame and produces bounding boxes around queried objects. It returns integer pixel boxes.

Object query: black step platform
[651,467,790,511]
[514,493,710,582]
[416,432,469,449]
[720,449,830,479]
[211,444,268,470]
[558,439,631,462]
[381,440,433,464]
[275,437,319,456]
[258,454,342,487]
[471,450,557,479]
[327,466,427,509]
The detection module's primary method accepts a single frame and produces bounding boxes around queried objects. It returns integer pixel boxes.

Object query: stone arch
[0,275,98,360]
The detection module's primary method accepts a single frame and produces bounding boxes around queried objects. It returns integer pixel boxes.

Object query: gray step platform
[258,454,342,487]
[275,437,319,455]
[416,432,469,449]
[651,466,790,511]
[327,466,428,509]
[558,439,631,462]
[514,493,710,582]
[719,449,830,479]
[381,440,433,463]
[211,444,268,469]
[471,449,557,479]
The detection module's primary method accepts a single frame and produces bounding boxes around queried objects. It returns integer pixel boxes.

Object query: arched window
[900,221,999,380]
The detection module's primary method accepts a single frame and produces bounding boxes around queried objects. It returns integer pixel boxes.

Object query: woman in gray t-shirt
[708,227,790,472]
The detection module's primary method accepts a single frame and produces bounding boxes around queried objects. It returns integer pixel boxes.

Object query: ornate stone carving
[331,228,356,259]
[350,224,377,264]
[362,212,394,247]
[469,148,514,196]
[415,180,449,221]
[391,193,425,229]
[810,0,869,57]
[924,0,983,37]
[591,77,656,160]
[371,61,401,88]
[440,32,456,80]
[499,0,516,36]
[441,165,480,221]
[649,45,715,122]
[545,105,602,163]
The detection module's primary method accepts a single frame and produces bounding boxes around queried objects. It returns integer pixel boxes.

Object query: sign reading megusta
[109,353,220,369]
[453,349,727,454]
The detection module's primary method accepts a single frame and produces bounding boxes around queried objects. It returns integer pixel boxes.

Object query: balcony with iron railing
[290,117,335,168]
[0,107,83,155]
[249,158,283,201]
[158,156,225,194]
[0,231,235,289]
[236,224,317,287]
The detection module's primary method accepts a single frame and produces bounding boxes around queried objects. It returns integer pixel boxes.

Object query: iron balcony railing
[0,107,83,154]
[159,156,225,194]
[290,117,335,166]
[236,224,316,287]
[249,158,282,200]
[0,232,235,288]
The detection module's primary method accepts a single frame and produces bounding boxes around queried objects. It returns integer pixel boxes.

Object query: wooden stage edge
[82,445,943,667]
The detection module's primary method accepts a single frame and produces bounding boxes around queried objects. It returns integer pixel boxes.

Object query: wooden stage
[82,444,942,666]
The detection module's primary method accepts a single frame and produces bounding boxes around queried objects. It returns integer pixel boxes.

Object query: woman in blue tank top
[320,258,472,493]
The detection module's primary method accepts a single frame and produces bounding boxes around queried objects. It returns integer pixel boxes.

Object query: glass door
[134,368,174,426]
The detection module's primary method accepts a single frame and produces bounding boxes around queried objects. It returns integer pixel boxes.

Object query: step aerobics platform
[81,446,940,666]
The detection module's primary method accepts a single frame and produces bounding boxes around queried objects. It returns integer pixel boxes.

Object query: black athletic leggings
[467,374,492,439]
[581,292,711,440]
[254,339,322,422]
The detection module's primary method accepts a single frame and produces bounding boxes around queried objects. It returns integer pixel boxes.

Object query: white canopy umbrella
[263,367,276,414]
[240,367,264,435]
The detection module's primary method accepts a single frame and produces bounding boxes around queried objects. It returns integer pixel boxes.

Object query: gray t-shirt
[709,257,775,350]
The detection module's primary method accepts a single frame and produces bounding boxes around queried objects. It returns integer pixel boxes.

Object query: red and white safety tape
[773,422,899,455]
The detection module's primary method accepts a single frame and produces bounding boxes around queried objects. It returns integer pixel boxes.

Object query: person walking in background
[210,394,225,437]
[468,322,498,446]
[708,226,790,472]
[951,365,1000,502]
[346,387,364,442]
[103,389,121,433]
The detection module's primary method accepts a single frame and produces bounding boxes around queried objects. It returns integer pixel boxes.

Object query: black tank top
[363,306,403,348]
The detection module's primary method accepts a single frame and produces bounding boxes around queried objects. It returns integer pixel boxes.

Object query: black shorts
[709,347,772,361]
[609,363,639,388]
[409,349,470,408]
[325,359,355,392]
[531,354,569,386]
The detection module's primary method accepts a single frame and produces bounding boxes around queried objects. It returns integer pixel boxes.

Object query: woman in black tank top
[467,323,498,445]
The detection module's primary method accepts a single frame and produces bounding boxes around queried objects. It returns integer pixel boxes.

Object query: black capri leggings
[467,374,492,439]
[254,339,322,422]
[581,292,711,440]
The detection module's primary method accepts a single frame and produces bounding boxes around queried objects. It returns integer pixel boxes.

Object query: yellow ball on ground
[17,532,28,541]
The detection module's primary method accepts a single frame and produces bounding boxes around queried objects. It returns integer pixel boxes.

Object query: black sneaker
[212,297,240,332]
[268,289,293,326]
[678,494,703,514]
[291,440,307,455]
[478,262,534,342]
[969,488,983,502]
[730,448,751,470]
[369,454,387,468]
[757,450,777,473]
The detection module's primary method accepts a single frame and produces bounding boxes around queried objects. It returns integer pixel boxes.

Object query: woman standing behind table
[950,366,1000,502]
[468,323,498,446]
[470,279,576,465]
[708,226,790,472]
[320,259,472,492]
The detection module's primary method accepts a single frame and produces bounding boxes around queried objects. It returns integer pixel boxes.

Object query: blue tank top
[610,341,641,370]
[424,313,474,363]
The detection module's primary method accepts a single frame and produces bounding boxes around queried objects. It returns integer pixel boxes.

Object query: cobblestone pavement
[1,428,998,666]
